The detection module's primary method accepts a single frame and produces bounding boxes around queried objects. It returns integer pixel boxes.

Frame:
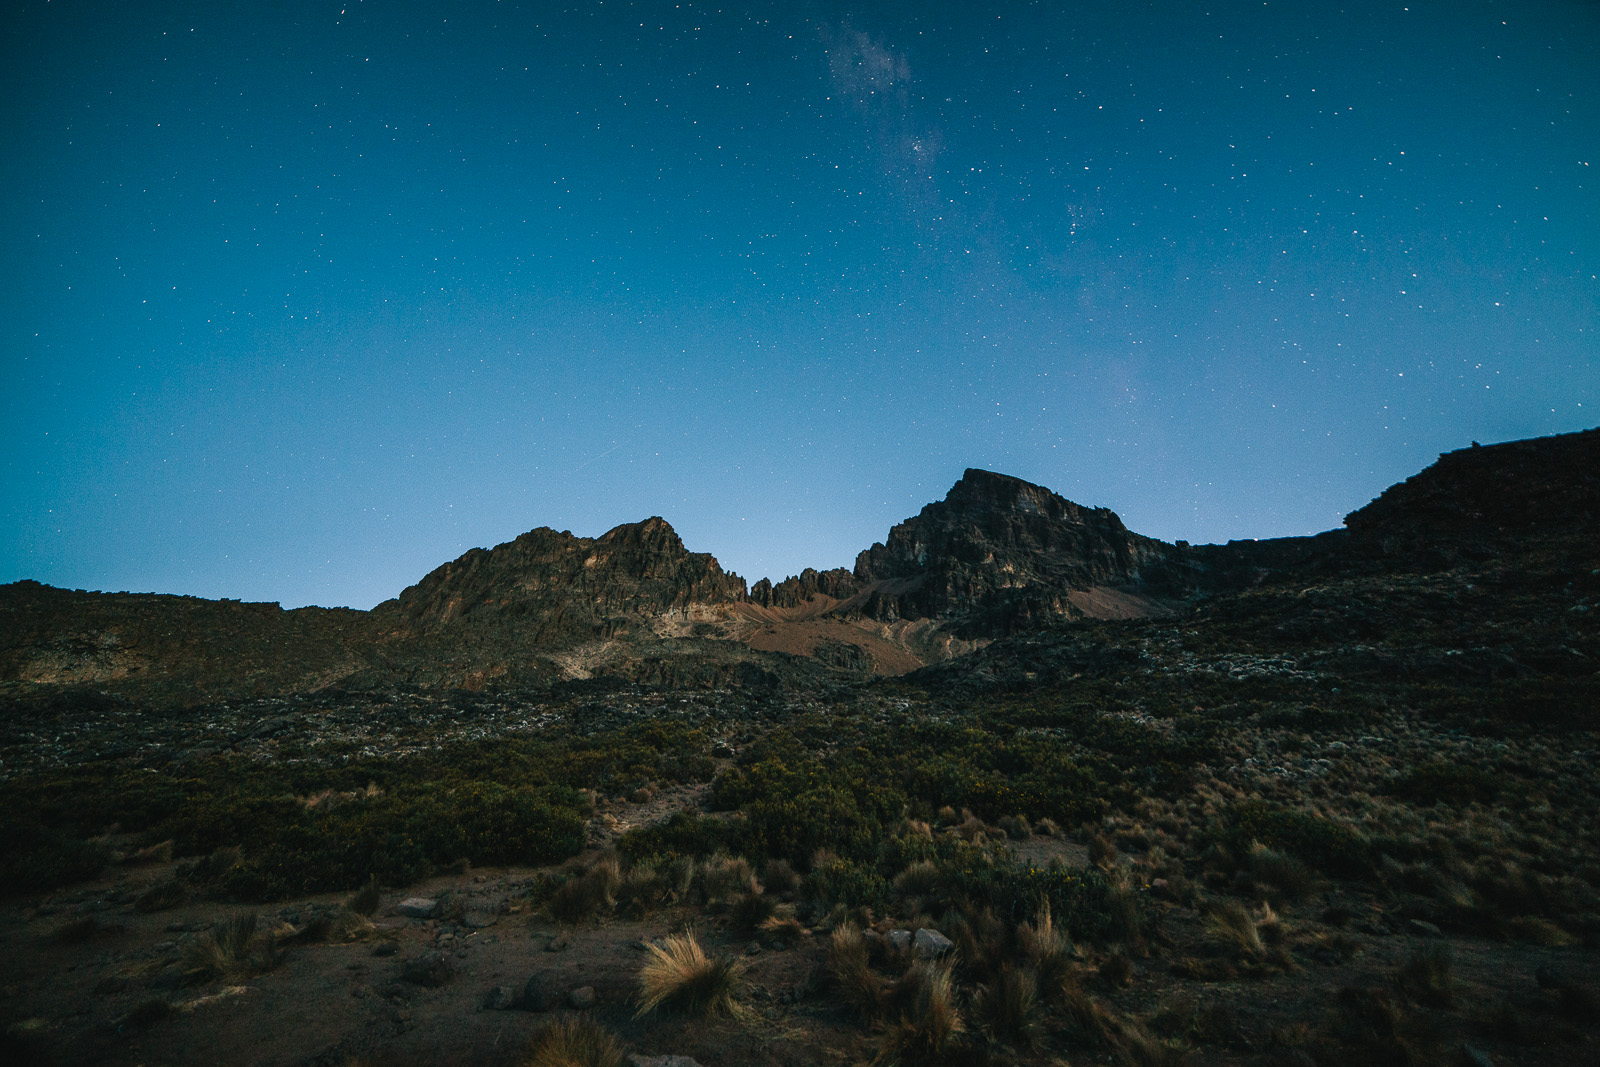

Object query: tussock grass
[973,964,1041,1048]
[1395,947,1454,1008]
[828,923,887,1021]
[135,879,186,913]
[549,858,620,924]
[524,1015,626,1067]
[181,912,279,981]
[1113,1022,1191,1067]
[874,962,963,1066]
[758,914,808,946]
[1204,899,1264,958]
[1018,901,1075,1001]
[636,931,743,1017]
[729,889,777,932]
[347,875,382,916]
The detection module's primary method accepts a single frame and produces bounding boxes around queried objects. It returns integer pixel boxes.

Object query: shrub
[805,857,892,913]
[759,914,808,947]
[636,932,743,1017]
[524,1015,626,1067]
[1215,801,1371,878]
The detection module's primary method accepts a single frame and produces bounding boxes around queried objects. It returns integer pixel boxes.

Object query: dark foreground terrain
[2,430,1598,1067]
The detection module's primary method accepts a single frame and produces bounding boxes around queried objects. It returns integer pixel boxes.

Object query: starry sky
[3,0,1596,609]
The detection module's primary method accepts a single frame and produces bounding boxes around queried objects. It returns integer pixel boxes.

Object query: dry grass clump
[997,814,1032,841]
[829,923,888,1021]
[759,914,809,946]
[617,863,669,918]
[523,1015,626,1067]
[893,860,942,900]
[1204,899,1264,958]
[47,914,111,944]
[636,931,744,1017]
[729,889,778,932]
[874,962,964,1066]
[762,858,800,895]
[1395,947,1454,1008]
[973,964,1041,1048]
[347,875,382,916]
[1113,1022,1191,1067]
[699,852,756,907]
[181,912,279,981]
[1246,842,1318,902]
[549,857,621,924]
[134,879,187,913]
[1018,902,1075,1001]
[1328,986,1449,1067]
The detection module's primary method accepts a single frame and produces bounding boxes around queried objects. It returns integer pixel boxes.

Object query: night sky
[4,1,1596,609]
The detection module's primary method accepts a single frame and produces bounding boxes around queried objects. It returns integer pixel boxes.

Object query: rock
[629,1057,703,1067]
[371,941,398,957]
[913,928,954,959]
[463,910,498,929]
[1407,919,1442,938]
[1461,1045,1497,1067]
[746,941,762,956]
[396,897,440,919]
[522,969,563,1011]
[887,930,912,954]
[481,985,517,1011]
[568,985,596,1009]
[544,934,570,953]
[400,950,451,987]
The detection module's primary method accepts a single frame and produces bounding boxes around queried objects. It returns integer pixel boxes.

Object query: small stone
[400,950,451,988]
[371,941,398,957]
[568,985,596,1009]
[746,941,762,956]
[913,928,954,959]
[480,986,517,1011]
[544,934,570,953]
[463,910,498,929]
[522,969,563,1011]
[1407,919,1442,938]
[396,897,440,919]
[887,930,912,954]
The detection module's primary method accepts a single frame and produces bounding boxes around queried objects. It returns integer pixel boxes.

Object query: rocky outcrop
[846,469,1175,632]
[749,567,861,608]
[379,517,748,645]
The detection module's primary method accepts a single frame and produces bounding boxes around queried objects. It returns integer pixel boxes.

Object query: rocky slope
[3,428,1595,704]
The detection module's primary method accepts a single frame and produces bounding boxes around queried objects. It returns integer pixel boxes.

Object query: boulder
[913,928,954,959]
[480,986,517,1011]
[522,969,563,1012]
[400,950,451,987]
[395,897,440,919]
[568,985,596,1009]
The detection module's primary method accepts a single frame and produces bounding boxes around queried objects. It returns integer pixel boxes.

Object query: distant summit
[4,427,1595,701]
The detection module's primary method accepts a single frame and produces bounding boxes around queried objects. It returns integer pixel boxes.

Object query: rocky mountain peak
[849,469,1172,630]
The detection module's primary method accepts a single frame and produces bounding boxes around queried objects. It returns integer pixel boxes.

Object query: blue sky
[4,0,1595,608]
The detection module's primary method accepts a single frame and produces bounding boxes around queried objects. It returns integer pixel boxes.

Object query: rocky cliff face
[845,469,1175,631]
[379,516,749,644]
